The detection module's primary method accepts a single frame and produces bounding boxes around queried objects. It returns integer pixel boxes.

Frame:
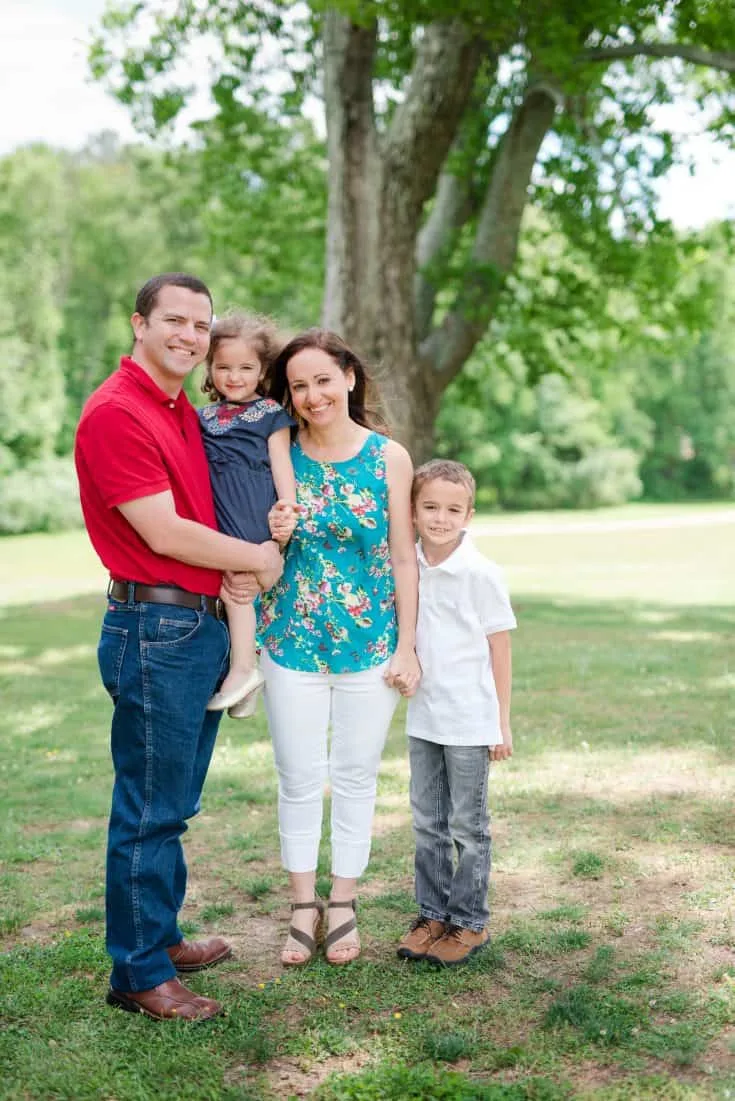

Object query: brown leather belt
[108,579,225,619]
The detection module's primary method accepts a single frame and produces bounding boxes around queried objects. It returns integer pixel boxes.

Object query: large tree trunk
[376,345,445,463]
[322,15,486,460]
[321,12,380,357]
[322,15,556,461]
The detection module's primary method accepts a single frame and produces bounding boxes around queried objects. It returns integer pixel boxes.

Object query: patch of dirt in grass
[561,1057,717,1097]
[492,866,579,925]
[553,1059,632,1093]
[673,941,735,991]
[702,1024,735,1072]
[227,1051,370,1098]
[15,918,64,945]
[269,1052,371,1098]
[220,916,284,981]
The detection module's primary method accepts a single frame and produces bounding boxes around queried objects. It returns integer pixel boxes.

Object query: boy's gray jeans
[408,737,491,932]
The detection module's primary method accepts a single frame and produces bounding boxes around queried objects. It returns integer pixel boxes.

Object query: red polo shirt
[74,357,221,596]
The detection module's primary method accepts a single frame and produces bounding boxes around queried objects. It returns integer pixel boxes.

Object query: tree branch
[421,84,559,380]
[579,42,735,73]
[413,69,502,343]
[382,21,487,221]
[414,170,474,342]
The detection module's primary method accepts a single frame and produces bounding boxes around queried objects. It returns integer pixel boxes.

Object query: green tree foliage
[634,229,735,498]
[0,128,326,461]
[0,147,67,465]
[56,136,187,450]
[436,216,734,507]
[87,0,735,459]
[185,108,326,321]
[0,125,327,532]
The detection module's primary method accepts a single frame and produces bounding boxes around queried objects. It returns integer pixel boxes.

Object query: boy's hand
[490,727,513,762]
[384,647,421,697]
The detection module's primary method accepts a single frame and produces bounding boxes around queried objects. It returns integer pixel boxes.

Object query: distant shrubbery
[0,142,733,534]
[436,226,735,510]
[437,371,647,510]
[0,456,82,535]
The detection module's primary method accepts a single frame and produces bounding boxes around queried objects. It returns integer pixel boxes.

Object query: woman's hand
[384,647,421,698]
[269,500,299,547]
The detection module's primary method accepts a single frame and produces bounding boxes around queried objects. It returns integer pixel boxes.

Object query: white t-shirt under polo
[407,532,517,747]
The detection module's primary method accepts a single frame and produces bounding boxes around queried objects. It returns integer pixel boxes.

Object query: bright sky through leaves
[2,0,733,229]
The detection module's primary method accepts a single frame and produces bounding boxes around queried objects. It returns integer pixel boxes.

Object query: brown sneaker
[397,917,446,960]
[425,925,489,967]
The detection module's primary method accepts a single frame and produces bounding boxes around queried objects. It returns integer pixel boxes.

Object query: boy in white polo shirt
[397,459,516,967]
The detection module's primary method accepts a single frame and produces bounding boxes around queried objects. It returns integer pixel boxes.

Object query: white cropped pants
[261,650,399,878]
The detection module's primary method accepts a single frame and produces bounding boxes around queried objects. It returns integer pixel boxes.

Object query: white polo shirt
[407,532,516,747]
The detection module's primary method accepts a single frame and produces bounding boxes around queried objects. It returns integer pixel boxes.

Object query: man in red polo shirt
[75,272,283,1021]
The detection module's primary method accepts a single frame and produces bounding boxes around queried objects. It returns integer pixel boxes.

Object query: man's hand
[269,500,299,547]
[221,571,260,605]
[224,542,284,604]
[255,566,283,593]
[490,728,513,762]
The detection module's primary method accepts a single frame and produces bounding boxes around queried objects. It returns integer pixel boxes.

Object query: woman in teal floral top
[259,329,420,967]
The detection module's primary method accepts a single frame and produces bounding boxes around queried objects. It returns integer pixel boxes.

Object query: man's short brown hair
[134,272,213,318]
[411,459,476,509]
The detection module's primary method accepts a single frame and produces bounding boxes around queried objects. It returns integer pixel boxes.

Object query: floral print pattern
[258,433,397,673]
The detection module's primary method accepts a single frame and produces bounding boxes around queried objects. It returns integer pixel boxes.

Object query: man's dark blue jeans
[97,595,229,993]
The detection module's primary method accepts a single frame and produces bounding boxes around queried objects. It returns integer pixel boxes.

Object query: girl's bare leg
[220,599,256,690]
[206,601,263,709]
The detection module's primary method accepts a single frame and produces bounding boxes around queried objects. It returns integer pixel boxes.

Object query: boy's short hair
[411,459,476,509]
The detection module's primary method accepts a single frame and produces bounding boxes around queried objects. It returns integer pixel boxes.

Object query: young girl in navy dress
[198,313,297,717]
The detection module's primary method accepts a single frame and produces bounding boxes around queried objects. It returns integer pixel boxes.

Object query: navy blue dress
[197,398,295,544]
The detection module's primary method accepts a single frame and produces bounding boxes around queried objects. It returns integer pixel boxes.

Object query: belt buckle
[215,598,225,620]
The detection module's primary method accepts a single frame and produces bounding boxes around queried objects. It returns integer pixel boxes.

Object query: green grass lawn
[1,504,734,1100]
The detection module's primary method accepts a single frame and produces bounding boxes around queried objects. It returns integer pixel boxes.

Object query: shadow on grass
[1,591,734,1098]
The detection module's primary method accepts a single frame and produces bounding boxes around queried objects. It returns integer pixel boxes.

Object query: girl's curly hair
[201,312,283,402]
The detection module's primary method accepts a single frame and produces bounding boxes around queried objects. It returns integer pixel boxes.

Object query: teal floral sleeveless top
[258,432,397,673]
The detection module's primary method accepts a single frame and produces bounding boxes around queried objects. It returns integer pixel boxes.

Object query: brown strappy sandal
[281,900,324,967]
[325,899,360,965]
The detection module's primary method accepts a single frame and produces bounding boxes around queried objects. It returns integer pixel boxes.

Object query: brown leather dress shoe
[106,977,223,1021]
[397,917,446,960]
[166,936,232,972]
